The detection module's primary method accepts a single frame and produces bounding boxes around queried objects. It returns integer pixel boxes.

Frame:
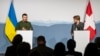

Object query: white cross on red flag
[84,0,96,41]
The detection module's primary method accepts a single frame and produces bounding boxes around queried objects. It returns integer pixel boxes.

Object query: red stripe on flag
[86,1,92,16]
[86,26,96,41]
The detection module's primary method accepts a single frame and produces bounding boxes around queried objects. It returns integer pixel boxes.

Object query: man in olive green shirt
[16,13,33,30]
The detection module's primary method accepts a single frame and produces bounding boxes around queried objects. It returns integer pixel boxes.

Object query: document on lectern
[16,30,33,49]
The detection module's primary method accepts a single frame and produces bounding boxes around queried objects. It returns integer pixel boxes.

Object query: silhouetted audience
[95,37,100,56]
[53,42,66,56]
[29,35,53,56]
[16,42,30,56]
[65,39,82,56]
[84,42,99,56]
[6,34,100,56]
[5,34,22,56]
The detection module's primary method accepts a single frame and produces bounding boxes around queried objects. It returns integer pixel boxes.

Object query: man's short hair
[73,15,80,20]
[22,13,27,17]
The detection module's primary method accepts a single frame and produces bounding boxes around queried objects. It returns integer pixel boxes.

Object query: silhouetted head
[95,37,100,48]
[17,42,30,56]
[12,34,22,46]
[67,39,76,51]
[84,43,99,56]
[37,35,46,46]
[54,42,65,56]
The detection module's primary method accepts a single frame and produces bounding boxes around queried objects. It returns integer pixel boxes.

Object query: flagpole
[12,0,13,3]
[12,0,14,4]
[12,0,14,3]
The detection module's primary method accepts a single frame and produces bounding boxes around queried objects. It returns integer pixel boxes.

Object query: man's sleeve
[15,23,20,30]
[29,22,33,30]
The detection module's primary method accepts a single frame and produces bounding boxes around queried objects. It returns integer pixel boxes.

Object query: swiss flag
[84,0,96,41]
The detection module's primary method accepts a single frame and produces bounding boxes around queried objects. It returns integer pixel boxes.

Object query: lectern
[16,30,33,49]
[74,30,90,54]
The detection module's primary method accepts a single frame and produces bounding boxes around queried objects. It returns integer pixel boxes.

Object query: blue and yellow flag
[5,1,17,42]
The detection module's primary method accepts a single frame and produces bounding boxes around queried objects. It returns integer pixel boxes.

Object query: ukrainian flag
[5,1,17,42]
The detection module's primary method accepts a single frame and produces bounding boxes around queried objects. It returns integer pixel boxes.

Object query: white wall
[0,0,100,26]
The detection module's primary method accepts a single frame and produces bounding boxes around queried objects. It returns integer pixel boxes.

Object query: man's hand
[22,27,26,30]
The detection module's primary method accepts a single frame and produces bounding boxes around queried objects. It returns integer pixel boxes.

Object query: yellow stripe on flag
[5,17,16,42]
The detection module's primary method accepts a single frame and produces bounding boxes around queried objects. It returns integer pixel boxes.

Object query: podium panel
[74,31,90,54]
[16,30,33,49]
